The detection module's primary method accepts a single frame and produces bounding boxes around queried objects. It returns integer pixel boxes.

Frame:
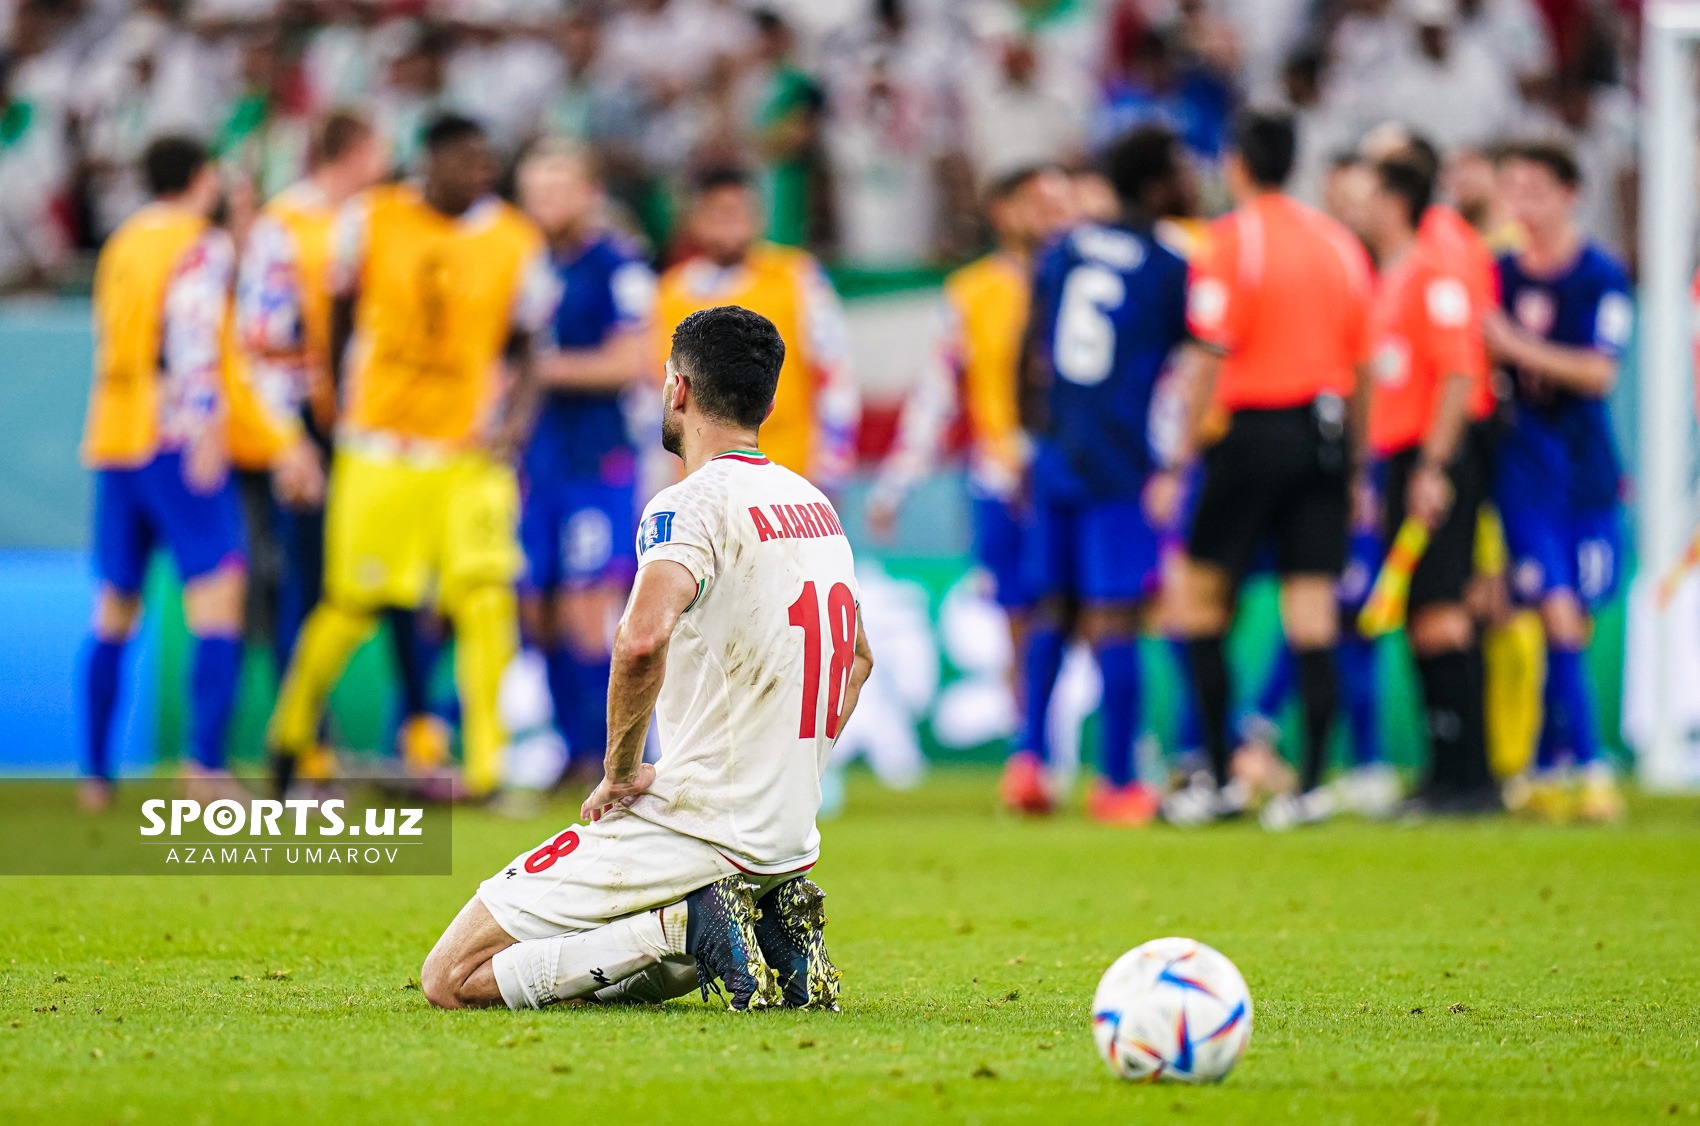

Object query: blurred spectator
[369,21,451,176]
[1095,24,1234,171]
[542,8,643,160]
[1454,0,1555,96]
[741,8,829,250]
[1362,0,1518,154]
[1282,46,1352,208]
[1216,0,1313,106]
[822,0,968,268]
[216,29,308,200]
[444,8,560,157]
[301,0,380,115]
[962,32,1085,185]
[0,54,71,287]
[1521,69,1637,264]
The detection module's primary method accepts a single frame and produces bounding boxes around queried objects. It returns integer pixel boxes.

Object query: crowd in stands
[0,0,1644,291]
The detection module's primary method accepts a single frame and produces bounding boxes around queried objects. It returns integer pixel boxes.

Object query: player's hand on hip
[1407,461,1453,530]
[273,438,325,510]
[581,762,657,822]
[183,428,230,495]
[1142,469,1181,528]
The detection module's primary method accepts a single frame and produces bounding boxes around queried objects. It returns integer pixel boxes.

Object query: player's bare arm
[1408,370,1472,528]
[580,558,697,821]
[539,325,651,392]
[1482,307,1617,396]
[485,330,543,463]
[833,608,876,734]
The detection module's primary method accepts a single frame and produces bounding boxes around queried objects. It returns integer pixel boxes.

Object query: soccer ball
[1091,937,1252,1083]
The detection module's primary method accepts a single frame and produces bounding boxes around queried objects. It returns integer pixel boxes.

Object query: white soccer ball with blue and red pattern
[1091,937,1252,1083]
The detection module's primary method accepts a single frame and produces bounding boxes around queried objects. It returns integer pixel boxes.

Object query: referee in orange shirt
[1361,156,1501,814]
[1164,112,1376,826]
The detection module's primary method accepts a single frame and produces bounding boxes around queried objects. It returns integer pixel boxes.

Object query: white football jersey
[625,449,859,873]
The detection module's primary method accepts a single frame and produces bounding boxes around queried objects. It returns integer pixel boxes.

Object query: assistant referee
[1164,111,1376,826]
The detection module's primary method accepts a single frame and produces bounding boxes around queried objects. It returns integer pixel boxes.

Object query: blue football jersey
[1029,222,1191,499]
[1495,243,1631,512]
[525,232,656,482]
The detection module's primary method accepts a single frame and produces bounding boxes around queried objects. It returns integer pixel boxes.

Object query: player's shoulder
[264,180,330,220]
[946,252,1023,302]
[581,229,648,270]
[358,182,418,217]
[1573,242,1629,292]
[1069,222,1153,270]
[748,240,821,280]
[483,198,545,246]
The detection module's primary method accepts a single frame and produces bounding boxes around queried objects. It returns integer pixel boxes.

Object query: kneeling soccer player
[422,306,873,1011]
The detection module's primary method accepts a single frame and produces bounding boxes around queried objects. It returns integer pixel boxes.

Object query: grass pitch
[2,768,1697,1124]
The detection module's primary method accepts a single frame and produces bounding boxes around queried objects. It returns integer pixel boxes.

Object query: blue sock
[387,609,441,718]
[1094,639,1141,787]
[1169,638,1203,755]
[83,637,125,780]
[1544,646,1599,768]
[567,650,611,767]
[1019,625,1066,764]
[190,636,243,770]
[545,647,576,747]
[1253,644,1295,725]
[1338,634,1382,766]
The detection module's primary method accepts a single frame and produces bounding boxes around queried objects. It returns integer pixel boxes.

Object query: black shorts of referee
[1379,420,1495,610]
[1187,394,1351,580]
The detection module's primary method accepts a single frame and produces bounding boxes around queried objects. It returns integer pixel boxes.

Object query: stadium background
[0,0,1655,779]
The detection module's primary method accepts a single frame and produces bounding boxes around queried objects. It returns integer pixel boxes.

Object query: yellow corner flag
[1656,525,1700,608]
[1358,518,1431,638]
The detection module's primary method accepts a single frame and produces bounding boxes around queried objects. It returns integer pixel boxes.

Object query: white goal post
[1637,2,1700,789]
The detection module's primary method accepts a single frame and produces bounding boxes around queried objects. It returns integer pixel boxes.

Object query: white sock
[491,903,689,1010]
[591,955,700,1005]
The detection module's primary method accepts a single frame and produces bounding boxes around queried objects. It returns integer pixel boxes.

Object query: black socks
[1295,647,1336,794]
[1186,636,1232,785]
[1416,646,1489,795]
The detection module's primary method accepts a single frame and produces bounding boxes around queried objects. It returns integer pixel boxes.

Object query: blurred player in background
[1165,111,1374,827]
[654,166,857,488]
[267,114,558,799]
[422,307,870,1012]
[516,140,656,781]
[237,111,385,694]
[79,136,306,806]
[865,164,1074,687]
[1485,140,1632,823]
[1009,127,1193,824]
[1347,156,1497,823]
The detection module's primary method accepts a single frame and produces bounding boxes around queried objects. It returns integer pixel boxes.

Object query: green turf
[2,769,1697,1124]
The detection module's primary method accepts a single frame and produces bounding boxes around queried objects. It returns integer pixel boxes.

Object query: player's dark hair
[143,134,208,197]
[671,306,786,429]
[691,164,754,197]
[1103,125,1179,207]
[1400,131,1441,188]
[1375,158,1433,228]
[1501,139,1581,187]
[312,110,373,167]
[985,163,1057,206]
[423,113,485,153]
[1231,110,1296,188]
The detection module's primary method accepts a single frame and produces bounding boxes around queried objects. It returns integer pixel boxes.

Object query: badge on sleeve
[637,511,675,555]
